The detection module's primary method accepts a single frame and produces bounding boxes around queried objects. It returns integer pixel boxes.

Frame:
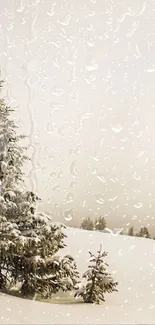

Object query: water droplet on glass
[65,192,74,203]
[17,6,24,12]
[108,196,118,202]
[52,186,60,191]
[50,102,63,111]
[97,175,106,183]
[112,125,123,133]
[92,155,99,162]
[87,37,95,47]
[50,172,57,179]
[51,87,64,96]
[47,122,54,134]
[133,173,141,181]
[134,202,143,209]
[64,209,73,221]
[70,160,79,177]
[58,126,65,136]
[58,171,63,179]
[96,194,104,205]
[69,181,77,189]
[110,178,118,183]
[137,151,145,158]
[86,63,98,71]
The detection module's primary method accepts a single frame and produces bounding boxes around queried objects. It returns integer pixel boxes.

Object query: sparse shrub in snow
[74,246,118,304]
[0,80,79,298]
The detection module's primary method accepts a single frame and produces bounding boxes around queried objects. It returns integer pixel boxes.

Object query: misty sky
[0,0,155,230]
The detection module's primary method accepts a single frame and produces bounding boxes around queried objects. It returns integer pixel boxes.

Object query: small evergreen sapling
[75,246,118,304]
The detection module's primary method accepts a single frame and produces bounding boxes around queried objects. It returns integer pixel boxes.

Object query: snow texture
[0,227,155,324]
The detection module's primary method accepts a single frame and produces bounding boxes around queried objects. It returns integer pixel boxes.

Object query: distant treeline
[81,216,106,231]
[80,217,153,239]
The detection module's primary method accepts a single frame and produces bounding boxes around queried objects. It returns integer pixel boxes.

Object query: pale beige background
[0,0,155,232]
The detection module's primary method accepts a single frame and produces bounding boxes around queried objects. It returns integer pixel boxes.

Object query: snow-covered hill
[1,228,155,324]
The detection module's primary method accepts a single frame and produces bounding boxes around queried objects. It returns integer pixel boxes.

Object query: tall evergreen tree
[0,80,79,297]
[74,247,118,304]
[95,216,106,231]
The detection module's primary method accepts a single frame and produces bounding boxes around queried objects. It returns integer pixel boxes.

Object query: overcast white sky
[0,0,155,230]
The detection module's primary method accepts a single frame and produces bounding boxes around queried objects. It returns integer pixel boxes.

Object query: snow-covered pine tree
[40,254,80,298]
[81,217,94,230]
[0,81,28,289]
[74,246,118,304]
[136,226,150,239]
[95,216,106,231]
[0,80,79,297]
[128,226,134,236]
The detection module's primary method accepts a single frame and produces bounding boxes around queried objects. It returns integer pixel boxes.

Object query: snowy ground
[1,227,155,324]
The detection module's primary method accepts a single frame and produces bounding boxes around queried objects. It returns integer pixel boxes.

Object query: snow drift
[0,227,155,324]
